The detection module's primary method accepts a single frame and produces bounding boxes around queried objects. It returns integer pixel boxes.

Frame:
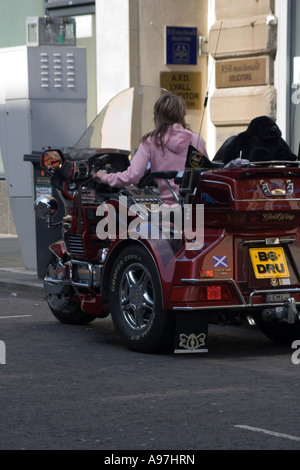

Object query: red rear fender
[49,240,66,260]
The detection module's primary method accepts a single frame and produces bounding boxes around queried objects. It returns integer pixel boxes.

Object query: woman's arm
[94,142,150,187]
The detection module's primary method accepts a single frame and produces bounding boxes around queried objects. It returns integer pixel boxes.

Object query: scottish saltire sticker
[213,255,228,268]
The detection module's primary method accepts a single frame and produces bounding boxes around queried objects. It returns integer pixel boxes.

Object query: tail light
[200,285,233,302]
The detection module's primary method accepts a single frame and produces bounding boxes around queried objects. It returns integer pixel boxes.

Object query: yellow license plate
[249,247,290,279]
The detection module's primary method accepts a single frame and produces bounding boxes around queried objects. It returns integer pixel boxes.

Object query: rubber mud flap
[174,310,208,353]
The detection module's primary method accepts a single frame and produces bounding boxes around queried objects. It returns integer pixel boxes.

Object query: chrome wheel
[109,245,175,353]
[120,263,155,330]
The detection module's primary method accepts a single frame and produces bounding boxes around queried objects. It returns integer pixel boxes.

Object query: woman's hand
[93,169,106,181]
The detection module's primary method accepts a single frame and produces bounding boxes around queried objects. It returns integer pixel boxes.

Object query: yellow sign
[249,247,290,279]
[160,72,201,110]
[215,57,271,88]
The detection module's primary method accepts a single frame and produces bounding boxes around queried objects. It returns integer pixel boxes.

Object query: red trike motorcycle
[35,85,300,353]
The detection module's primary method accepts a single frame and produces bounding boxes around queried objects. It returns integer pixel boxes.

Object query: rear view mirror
[41,149,65,170]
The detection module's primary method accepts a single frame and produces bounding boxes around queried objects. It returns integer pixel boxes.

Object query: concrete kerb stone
[0,275,44,299]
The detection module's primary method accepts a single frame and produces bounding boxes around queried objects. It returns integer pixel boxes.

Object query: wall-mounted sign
[160,72,201,110]
[215,56,272,88]
[166,26,198,65]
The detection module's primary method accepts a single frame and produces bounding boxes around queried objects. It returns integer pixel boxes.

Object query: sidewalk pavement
[0,235,44,298]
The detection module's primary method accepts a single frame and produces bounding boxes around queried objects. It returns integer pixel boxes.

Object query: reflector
[207,285,222,300]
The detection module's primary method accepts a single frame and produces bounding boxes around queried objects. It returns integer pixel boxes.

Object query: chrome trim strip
[249,288,300,307]
[239,238,295,246]
[172,302,300,311]
[201,178,300,203]
[70,260,93,288]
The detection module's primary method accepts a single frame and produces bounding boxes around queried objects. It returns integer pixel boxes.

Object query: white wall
[96,0,131,112]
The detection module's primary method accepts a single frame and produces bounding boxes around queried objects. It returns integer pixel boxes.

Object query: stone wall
[209,0,277,151]
[0,180,16,234]
[138,0,208,139]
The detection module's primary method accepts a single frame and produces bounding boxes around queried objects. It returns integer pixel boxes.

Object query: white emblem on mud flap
[179,333,206,350]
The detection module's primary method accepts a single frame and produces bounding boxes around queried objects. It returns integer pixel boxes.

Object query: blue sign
[166,26,198,65]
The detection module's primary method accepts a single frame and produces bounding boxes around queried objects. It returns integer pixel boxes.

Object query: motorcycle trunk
[188,165,300,328]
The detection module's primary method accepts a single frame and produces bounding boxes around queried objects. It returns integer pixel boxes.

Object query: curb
[0,279,44,299]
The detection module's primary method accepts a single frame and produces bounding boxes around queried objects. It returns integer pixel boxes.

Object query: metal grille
[68,234,85,255]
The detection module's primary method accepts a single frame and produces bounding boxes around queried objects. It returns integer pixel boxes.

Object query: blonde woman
[94,93,208,205]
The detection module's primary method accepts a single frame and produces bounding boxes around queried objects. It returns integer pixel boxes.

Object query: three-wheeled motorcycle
[35,85,300,353]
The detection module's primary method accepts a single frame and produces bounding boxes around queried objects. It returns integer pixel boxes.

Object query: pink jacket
[100,124,208,205]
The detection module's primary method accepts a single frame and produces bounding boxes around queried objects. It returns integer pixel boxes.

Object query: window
[73,15,93,39]
[44,0,95,17]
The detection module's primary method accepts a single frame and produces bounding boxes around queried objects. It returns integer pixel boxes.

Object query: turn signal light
[199,269,214,278]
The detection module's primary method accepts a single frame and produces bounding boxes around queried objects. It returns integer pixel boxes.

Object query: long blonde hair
[142,93,190,150]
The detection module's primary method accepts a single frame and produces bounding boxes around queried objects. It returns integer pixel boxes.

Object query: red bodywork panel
[49,239,66,259]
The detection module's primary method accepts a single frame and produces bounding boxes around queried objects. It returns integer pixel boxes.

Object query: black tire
[109,245,175,353]
[256,318,300,344]
[45,256,97,325]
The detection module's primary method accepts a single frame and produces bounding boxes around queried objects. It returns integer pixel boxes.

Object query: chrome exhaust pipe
[262,298,299,324]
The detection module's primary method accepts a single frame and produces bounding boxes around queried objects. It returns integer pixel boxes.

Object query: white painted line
[0,315,32,319]
[235,425,300,442]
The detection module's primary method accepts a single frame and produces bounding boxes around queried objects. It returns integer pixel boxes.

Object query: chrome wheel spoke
[136,270,149,290]
[134,307,146,328]
[125,270,134,287]
[142,292,153,311]
[121,294,131,310]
